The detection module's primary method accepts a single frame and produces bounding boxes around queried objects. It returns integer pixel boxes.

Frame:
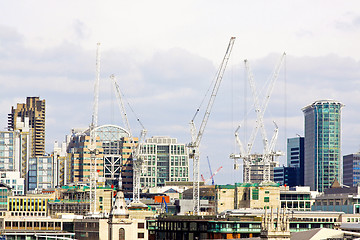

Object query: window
[264,197,270,202]
[252,189,259,200]
[119,228,125,240]
[138,232,145,238]
[138,222,145,229]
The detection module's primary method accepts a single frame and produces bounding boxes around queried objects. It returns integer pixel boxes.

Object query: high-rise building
[28,156,53,191]
[67,131,104,183]
[274,137,305,187]
[140,136,189,187]
[8,97,45,158]
[66,125,135,190]
[302,100,344,192]
[274,167,299,187]
[343,153,360,187]
[53,140,68,187]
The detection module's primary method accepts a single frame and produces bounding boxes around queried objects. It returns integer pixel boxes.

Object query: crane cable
[191,64,221,122]
[117,86,146,130]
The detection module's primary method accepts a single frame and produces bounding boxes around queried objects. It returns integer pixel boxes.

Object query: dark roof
[0,183,12,190]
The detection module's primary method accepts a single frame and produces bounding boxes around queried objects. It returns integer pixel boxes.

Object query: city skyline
[1,1,360,184]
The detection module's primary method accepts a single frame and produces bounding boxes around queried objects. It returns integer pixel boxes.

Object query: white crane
[89,42,101,214]
[110,75,147,203]
[230,52,286,183]
[188,37,235,215]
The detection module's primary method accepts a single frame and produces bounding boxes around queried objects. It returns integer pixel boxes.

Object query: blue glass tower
[302,100,344,192]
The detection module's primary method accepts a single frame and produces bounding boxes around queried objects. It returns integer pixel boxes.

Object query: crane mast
[111,75,147,203]
[189,37,235,215]
[89,43,101,215]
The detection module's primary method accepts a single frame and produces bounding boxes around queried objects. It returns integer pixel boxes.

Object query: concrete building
[0,131,16,171]
[8,97,46,158]
[67,130,104,183]
[66,125,136,193]
[0,183,12,210]
[0,171,25,195]
[215,183,281,213]
[28,156,54,191]
[53,140,68,187]
[243,154,278,183]
[0,129,30,181]
[280,186,317,211]
[0,215,76,239]
[302,100,344,192]
[7,193,55,217]
[343,152,360,187]
[48,185,114,217]
[312,179,360,214]
[92,125,132,187]
[140,136,189,188]
[151,209,344,240]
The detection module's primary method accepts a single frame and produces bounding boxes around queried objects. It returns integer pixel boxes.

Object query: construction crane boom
[206,156,214,185]
[205,166,223,185]
[231,53,285,184]
[188,37,235,215]
[111,75,147,203]
[245,53,286,156]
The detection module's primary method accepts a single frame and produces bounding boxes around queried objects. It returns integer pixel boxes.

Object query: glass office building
[140,136,189,187]
[343,153,360,187]
[302,100,344,192]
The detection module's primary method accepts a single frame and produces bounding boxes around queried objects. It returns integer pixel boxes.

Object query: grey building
[343,153,360,187]
[274,137,305,187]
[312,180,360,214]
[302,100,344,192]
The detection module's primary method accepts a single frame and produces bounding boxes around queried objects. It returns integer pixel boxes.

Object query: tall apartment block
[8,97,45,158]
[140,136,189,187]
[302,100,344,192]
[343,153,360,187]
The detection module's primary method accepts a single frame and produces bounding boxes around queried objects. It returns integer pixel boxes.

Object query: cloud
[1,19,360,184]
[334,14,360,31]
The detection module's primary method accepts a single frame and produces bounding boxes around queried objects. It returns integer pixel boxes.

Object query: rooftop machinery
[230,53,286,183]
[110,74,147,203]
[188,37,235,215]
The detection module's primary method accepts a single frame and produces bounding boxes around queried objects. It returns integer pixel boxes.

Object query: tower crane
[201,157,222,185]
[88,42,101,215]
[110,75,147,203]
[207,156,215,185]
[205,166,223,185]
[188,37,235,215]
[230,52,286,183]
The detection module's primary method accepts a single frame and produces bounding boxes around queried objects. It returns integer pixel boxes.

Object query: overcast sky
[1,0,360,184]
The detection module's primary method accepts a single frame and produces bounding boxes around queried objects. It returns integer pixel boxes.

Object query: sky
[0,0,360,184]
